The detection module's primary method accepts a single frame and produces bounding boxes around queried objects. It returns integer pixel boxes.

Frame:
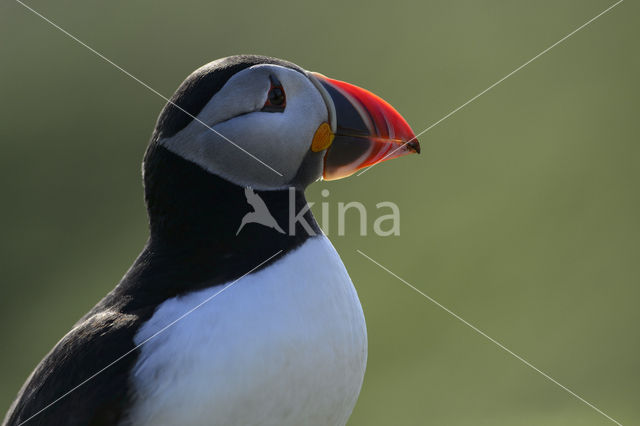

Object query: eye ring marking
[261,76,286,112]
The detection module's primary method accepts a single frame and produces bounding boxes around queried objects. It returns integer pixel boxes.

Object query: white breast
[124,236,367,426]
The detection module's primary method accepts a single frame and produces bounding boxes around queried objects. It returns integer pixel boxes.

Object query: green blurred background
[1,0,638,424]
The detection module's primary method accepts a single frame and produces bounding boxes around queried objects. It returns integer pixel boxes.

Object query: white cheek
[196,75,268,127]
[210,91,327,184]
[159,66,329,189]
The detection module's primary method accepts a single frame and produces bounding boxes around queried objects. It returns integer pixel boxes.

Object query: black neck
[113,144,319,303]
[144,143,319,241]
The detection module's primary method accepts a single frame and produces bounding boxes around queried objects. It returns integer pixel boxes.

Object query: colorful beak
[311,73,420,180]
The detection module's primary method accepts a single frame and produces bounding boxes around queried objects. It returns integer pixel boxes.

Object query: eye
[261,76,286,112]
[268,87,285,106]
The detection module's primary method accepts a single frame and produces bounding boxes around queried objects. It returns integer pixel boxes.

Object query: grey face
[158,64,331,190]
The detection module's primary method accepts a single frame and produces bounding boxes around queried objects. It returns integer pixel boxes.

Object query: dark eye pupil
[269,87,285,105]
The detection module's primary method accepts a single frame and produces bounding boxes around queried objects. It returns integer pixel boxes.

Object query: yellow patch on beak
[311,122,334,152]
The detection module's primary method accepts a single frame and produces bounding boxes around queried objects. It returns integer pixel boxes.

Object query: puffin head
[145,55,419,192]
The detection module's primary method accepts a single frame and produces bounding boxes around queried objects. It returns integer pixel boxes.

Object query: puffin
[3,55,419,426]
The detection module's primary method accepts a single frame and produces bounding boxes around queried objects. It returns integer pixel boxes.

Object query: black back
[4,146,319,426]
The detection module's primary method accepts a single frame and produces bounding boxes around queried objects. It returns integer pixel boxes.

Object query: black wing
[3,310,141,426]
